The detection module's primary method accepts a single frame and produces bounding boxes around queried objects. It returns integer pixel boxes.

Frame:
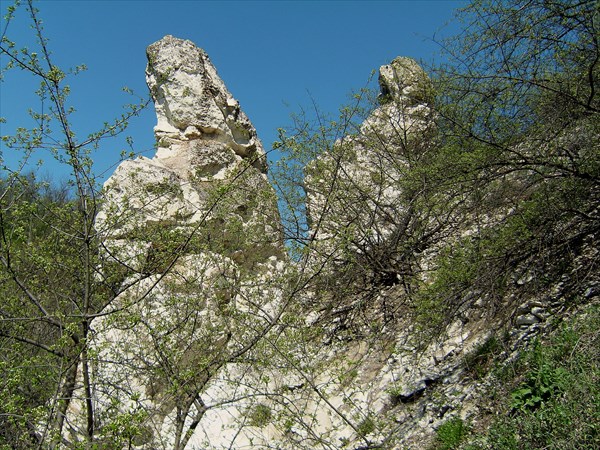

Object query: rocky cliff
[82,36,287,448]
[76,36,599,449]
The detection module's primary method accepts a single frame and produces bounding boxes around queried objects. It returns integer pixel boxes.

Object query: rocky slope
[77,36,599,449]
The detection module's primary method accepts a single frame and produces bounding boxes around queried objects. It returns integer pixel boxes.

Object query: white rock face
[361,56,433,140]
[304,57,435,281]
[83,36,286,449]
[275,58,492,449]
[378,57,431,104]
[96,35,282,270]
[146,35,263,160]
[74,44,497,450]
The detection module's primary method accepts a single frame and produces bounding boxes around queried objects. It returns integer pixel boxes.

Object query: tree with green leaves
[417,0,600,327]
[0,0,149,446]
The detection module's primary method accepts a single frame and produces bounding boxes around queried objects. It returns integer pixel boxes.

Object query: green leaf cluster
[433,417,468,450]
[469,304,600,449]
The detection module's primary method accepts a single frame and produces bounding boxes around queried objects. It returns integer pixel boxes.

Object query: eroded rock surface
[81,36,285,448]
[67,40,595,450]
[147,35,263,161]
[96,35,282,271]
[304,56,435,281]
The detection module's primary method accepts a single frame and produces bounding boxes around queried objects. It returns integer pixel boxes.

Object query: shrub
[247,404,272,428]
[434,417,467,450]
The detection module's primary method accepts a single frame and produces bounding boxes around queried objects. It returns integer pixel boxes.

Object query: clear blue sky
[1,0,465,184]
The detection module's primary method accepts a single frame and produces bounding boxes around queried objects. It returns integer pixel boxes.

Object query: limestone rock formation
[146,35,266,168]
[365,56,433,135]
[264,58,484,449]
[84,36,285,448]
[96,35,282,271]
[378,57,432,105]
[69,39,598,450]
[89,50,472,450]
[291,57,599,450]
[304,56,435,284]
